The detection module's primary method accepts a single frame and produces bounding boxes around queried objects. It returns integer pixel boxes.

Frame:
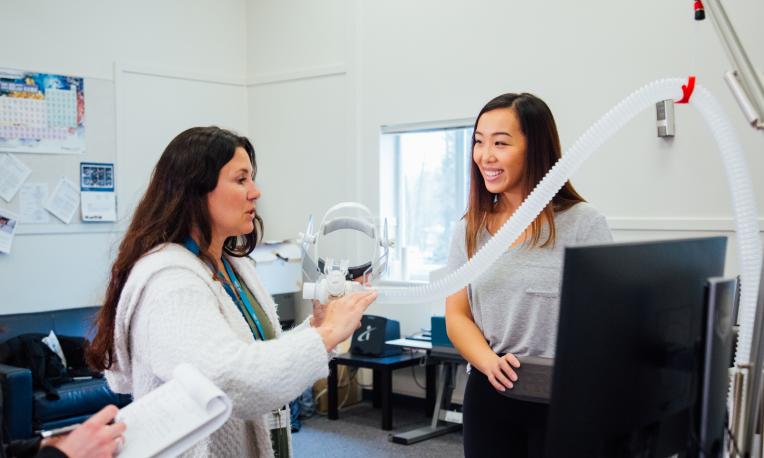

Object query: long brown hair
[465,93,584,258]
[86,126,263,371]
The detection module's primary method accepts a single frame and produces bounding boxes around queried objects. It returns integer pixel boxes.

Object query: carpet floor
[292,400,464,457]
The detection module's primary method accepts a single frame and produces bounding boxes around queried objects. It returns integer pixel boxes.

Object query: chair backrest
[0,306,101,342]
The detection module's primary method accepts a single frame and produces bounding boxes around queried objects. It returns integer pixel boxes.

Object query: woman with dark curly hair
[87,126,375,457]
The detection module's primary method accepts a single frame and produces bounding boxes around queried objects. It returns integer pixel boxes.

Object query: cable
[726,425,740,457]
[312,387,328,417]
[338,376,352,410]
[352,367,373,390]
[312,365,356,416]
[409,351,428,391]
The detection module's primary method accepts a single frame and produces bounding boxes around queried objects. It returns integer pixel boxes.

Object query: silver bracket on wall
[656,99,676,138]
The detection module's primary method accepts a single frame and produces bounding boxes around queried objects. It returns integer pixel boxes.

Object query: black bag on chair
[57,335,101,378]
[0,334,71,400]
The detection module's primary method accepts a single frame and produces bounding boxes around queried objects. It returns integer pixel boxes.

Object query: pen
[39,419,115,439]
[39,423,79,439]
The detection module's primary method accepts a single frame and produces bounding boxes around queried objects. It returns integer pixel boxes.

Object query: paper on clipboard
[116,363,232,458]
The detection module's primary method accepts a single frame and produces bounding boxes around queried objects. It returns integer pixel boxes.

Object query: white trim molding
[116,60,247,86]
[0,62,113,81]
[247,64,346,86]
[113,60,249,222]
[381,118,475,134]
[15,220,128,236]
[607,217,764,232]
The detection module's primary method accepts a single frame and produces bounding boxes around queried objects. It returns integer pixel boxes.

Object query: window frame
[379,118,474,282]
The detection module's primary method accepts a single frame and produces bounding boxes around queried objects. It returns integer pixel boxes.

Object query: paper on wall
[0,207,18,254]
[81,192,116,221]
[19,183,50,224]
[80,162,116,222]
[45,177,79,224]
[0,153,31,201]
[0,68,86,155]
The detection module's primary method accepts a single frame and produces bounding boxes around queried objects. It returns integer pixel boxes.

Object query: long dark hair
[464,93,584,258]
[86,126,263,371]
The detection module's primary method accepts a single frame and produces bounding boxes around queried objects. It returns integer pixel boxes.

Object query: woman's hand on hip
[316,290,378,351]
[480,353,520,392]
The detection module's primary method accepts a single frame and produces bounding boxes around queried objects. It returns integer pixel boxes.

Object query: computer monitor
[546,237,727,458]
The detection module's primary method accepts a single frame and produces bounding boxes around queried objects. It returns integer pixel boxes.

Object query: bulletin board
[0,69,119,237]
[0,63,248,313]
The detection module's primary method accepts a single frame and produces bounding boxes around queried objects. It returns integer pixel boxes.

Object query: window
[380,121,473,281]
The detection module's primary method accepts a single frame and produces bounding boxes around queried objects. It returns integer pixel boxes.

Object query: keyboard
[407,332,431,342]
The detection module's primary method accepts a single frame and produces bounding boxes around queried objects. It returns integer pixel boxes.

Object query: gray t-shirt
[446,202,613,358]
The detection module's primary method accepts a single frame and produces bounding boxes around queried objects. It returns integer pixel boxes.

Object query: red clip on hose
[676,76,696,104]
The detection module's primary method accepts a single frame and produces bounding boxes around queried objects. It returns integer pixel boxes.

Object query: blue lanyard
[220,257,265,340]
[183,238,265,341]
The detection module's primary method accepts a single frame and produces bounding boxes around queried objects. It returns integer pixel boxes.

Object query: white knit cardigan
[105,243,330,457]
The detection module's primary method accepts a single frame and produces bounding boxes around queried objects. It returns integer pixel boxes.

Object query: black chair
[0,307,131,441]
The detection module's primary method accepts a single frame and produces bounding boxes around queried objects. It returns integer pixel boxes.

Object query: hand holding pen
[40,405,126,458]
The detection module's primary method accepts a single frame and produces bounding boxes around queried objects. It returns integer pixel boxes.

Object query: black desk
[328,351,435,430]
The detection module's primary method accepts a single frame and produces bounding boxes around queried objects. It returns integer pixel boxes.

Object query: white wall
[246,0,350,242]
[2,0,762,399]
[245,0,352,323]
[0,0,248,313]
[245,0,764,400]
[0,1,247,82]
[354,0,764,227]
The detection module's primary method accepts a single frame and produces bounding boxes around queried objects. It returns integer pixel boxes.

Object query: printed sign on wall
[0,68,85,154]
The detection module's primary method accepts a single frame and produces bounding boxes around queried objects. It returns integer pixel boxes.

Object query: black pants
[462,370,549,458]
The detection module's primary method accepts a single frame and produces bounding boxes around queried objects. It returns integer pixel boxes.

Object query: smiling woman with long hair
[445,94,613,458]
[87,126,376,457]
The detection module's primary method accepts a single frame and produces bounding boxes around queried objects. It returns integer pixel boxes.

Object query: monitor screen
[546,237,727,458]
